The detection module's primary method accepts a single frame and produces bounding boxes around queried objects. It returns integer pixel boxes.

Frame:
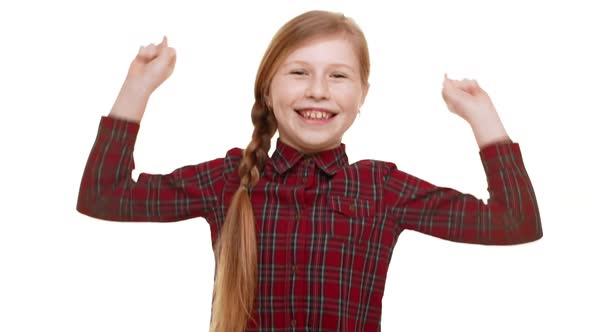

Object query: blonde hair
[209,10,370,331]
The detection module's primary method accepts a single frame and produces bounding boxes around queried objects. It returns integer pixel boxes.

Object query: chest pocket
[327,195,377,245]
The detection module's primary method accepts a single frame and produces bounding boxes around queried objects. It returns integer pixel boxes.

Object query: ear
[360,82,370,107]
[264,94,272,109]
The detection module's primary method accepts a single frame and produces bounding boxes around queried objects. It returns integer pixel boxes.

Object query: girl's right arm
[76,36,225,222]
[76,115,225,222]
[76,113,225,222]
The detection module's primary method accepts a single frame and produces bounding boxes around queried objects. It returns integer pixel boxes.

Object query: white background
[1,0,588,331]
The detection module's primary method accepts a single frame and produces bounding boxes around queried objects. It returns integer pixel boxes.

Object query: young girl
[77,10,543,332]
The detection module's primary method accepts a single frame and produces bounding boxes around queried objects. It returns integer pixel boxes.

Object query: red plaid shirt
[77,116,542,331]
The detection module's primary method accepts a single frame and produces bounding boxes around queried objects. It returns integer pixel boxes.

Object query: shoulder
[222,147,244,183]
[351,158,398,172]
[223,147,243,166]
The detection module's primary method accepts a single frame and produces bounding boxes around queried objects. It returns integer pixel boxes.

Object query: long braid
[209,100,276,332]
[241,102,277,183]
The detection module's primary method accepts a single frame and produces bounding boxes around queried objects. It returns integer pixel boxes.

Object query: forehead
[282,35,359,68]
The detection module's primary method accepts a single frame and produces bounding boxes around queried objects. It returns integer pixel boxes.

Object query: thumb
[442,74,462,106]
[156,36,175,65]
[157,35,168,51]
[151,44,176,80]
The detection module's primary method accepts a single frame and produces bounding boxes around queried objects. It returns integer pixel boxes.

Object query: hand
[108,36,176,123]
[441,74,510,148]
[441,73,496,125]
[125,36,177,96]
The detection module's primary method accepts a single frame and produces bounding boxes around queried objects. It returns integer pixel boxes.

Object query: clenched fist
[108,36,176,122]
[441,73,496,125]
[441,74,510,149]
[126,36,177,96]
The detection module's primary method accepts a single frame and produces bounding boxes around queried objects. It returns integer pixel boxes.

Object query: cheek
[333,86,363,108]
[271,78,303,106]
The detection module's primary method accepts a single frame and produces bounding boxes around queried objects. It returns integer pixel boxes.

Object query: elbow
[76,189,95,218]
[498,212,543,245]
[76,195,99,220]
[76,190,121,222]
[507,226,543,245]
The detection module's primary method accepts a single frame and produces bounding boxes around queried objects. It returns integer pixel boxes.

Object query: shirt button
[348,204,356,213]
[295,213,301,222]
[292,264,298,273]
[291,319,297,327]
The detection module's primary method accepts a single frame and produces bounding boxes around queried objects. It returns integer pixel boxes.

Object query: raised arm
[385,140,542,245]
[76,116,225,222]
[76,36,225,222]
[384,75,542,245]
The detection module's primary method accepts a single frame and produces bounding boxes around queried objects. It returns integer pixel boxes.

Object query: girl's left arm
[383,75,543,245]
[385,139,542,245]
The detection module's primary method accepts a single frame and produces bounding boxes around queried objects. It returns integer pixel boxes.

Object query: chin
[295,137,339,152]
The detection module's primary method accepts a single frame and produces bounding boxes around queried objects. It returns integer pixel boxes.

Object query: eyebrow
[284,60,356,72]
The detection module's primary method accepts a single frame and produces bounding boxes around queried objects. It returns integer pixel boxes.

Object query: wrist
[469,110,510,149]
[121,78,152,100]
[108,80,151,123]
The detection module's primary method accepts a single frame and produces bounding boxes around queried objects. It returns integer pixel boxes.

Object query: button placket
[301,156,313,185]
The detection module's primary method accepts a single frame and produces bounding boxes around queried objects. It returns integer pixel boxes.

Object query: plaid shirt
[77,116,542,331]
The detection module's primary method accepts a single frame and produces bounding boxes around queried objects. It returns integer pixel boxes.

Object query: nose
[304,76,330,100]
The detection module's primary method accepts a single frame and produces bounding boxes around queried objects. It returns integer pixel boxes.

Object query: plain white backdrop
[1,0,588,331]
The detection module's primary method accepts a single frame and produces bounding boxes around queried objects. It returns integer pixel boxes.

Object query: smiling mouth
[295,108,336,121]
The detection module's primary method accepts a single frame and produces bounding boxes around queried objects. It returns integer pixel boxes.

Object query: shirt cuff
[97,115,140,145]
[479,140,524,173]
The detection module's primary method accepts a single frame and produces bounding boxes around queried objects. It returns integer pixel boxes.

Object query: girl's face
[267,35,368,153]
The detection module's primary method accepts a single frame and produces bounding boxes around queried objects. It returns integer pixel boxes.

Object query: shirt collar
[269,138,349,176]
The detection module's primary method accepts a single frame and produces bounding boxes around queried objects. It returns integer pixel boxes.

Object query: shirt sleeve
[76,116,225,222]
[385,142,543,245]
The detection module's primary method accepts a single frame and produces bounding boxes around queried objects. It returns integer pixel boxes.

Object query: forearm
[108,80,151,123]
[77,116,140,220]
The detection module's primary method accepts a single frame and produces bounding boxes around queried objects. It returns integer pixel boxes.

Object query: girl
[77,10,543,332]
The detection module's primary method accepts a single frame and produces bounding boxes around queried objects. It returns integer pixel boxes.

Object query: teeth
[301,110,331,120]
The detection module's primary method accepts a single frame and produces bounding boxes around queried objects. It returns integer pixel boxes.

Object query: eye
[332,73,347,78]
[290,69,307,75]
